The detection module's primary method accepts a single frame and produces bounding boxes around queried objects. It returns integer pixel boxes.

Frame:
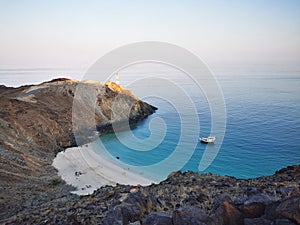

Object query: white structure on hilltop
[115,72,120,84]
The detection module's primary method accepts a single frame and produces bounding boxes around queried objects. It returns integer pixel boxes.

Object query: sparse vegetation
[49,178,62,186]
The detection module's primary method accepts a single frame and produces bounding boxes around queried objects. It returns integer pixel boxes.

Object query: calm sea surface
[1,64,299,179]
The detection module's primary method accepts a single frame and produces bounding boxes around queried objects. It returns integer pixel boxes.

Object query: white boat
[200,136,216,143]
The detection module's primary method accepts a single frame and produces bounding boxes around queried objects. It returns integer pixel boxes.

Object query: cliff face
[0,78,156,220]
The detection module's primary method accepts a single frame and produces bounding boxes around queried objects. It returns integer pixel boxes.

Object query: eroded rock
[172,206,213,225]
[141,212,172,225]
[276,196,300,224]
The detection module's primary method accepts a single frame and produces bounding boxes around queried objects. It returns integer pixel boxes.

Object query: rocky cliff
[0,78,156,220]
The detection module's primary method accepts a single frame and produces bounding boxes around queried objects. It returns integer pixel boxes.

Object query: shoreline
[53,140,300,196]
[52,143,156,195]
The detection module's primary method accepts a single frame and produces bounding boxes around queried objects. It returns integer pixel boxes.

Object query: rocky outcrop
[2,165,299,224]
[0,78,156,220]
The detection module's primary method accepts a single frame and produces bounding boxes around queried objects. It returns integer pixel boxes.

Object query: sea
[1,63,299,180]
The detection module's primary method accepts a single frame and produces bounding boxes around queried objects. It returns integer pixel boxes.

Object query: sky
[0,0,300,69]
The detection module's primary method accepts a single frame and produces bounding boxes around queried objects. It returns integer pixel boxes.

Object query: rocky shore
[2,165,299,224]
[0,79,299,224]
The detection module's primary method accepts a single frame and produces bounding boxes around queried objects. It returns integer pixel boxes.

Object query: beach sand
[52,144,155,195]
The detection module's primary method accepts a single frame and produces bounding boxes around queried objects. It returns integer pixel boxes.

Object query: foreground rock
[0,78,156,220]
[3,165,299,224]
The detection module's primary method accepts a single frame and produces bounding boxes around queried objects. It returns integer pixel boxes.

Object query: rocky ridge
[2,165,300,224]
[0,78,156,220]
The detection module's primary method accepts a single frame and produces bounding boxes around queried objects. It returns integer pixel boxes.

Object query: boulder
[276,196,300,224]
[244,217,272,225]
[141,212,172,225]
[172,206,212,225]
[211,194,243,225]
[124,189,155,215]
[241,194,272,218]
[102,189,156,225]
[265,201,282,221]
[102,202,141,225]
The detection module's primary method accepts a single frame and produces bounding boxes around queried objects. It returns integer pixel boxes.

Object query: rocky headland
[0,79,299,224]
[0,78,156,221]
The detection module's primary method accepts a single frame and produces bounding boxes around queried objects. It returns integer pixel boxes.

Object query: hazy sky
[0,0,299,69]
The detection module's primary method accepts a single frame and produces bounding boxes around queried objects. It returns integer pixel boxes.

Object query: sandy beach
[52,143,155,195]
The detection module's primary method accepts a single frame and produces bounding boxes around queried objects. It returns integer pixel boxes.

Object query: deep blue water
[1,64,299,180]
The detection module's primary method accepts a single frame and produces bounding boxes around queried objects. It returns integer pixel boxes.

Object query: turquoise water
[97,64,300,179]
[1,64,299,179]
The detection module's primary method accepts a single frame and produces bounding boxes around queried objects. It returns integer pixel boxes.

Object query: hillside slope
[0,78,156,220]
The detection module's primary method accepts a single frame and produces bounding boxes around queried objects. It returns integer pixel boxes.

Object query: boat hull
[200,136,216,143]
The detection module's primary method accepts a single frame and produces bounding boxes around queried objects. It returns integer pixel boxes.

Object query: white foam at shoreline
[52,144,156,195]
